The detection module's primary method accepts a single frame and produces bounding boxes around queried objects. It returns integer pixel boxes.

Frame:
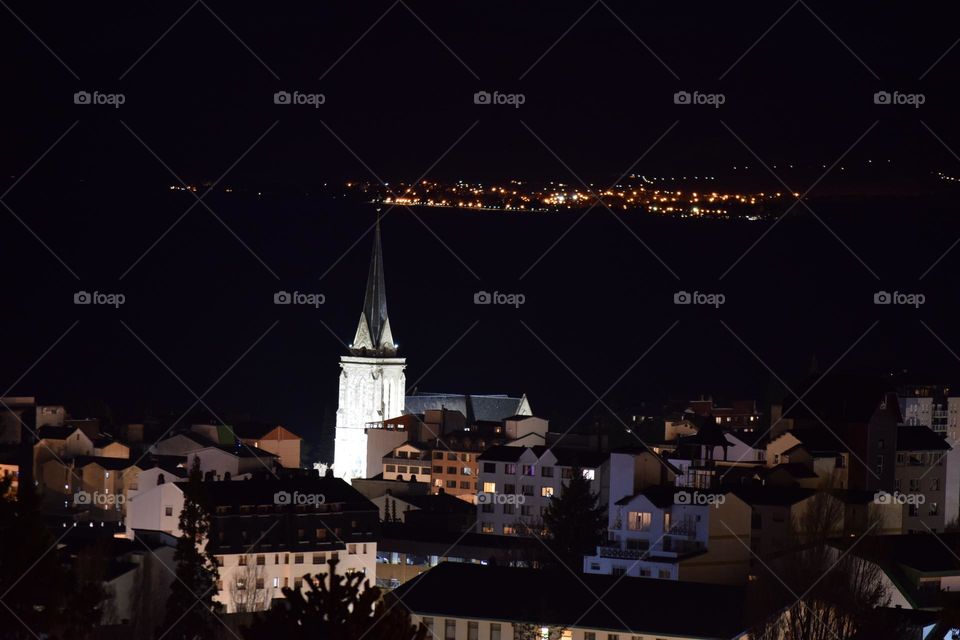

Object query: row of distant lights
[735,159,893,170]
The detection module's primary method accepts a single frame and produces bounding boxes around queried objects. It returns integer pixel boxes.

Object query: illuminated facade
[334,221,405,481]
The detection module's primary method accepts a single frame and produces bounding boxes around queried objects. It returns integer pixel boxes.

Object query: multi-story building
[381,442,432,483]
[476,446,608,536]
[126,473,379,613]
[583,451,751,584]
[688,397,763,432]
[894,425,949,532]
[899,384,960,525]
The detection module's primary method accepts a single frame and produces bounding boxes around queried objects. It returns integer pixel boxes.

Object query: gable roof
[404,393,529,423]
[37,425,81,441]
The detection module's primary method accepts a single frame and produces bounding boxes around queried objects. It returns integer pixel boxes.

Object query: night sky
[2,2,960,460]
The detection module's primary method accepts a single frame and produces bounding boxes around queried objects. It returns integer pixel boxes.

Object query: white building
[476,445,608,536]
[583,451,752,585]
[126,474,379,613]
[334,221,405,481]
[899,385,960,524]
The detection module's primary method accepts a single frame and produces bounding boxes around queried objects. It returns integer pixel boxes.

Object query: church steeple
[351,215,397,356]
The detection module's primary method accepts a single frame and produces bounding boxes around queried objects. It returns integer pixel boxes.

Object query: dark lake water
[2,188,958,461]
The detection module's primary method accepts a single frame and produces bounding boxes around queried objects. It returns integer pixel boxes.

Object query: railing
[598,545,647,560]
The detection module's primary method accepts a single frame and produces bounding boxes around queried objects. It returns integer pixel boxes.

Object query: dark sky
[2,2,960,461]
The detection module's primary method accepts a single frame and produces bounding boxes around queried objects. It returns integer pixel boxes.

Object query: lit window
[541,486,554,497]
[482,482,496,493]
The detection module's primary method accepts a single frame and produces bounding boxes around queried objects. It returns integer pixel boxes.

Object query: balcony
[666,520,698,537]
[598,545,647,560]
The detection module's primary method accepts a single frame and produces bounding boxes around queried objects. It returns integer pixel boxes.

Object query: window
[483,462,496,473]
[504,483,516,494]
[446,480,457,488]
[932,478,941,491]
[294,577,303,590]
[294,554,303,564]
[561,467,572,479]
[349,544,357,555]
[481,503,494,513]
[239,556,248,566]
[433,451,443,459]
[164,506,173,516]
[910,478,920,491]
[930,503,940,516]
[505,464,517,474]
[421,467,430,475]
[313,553,325,564]
[256,555,265,565]
[468,621,479,640]
[503,524,515,535]
[521,484,534,496]
[490,623,501,640]
[317,528,327,539]
[447,467,457,474]
[541,486,554,498]
[541,467,554,477]
[445,619,456,640]
[627,512,652,531]
[582,469,595,480]
[608,635,619,640]
[396,466,407,473]
[433,466,443,473]
[462,466,473,476]
[331,552,339,560]
[585,634,597,640]
[460,481,471,489]
[909,504,920,517]
[522,464,535,476]
[481,522,494,533]
[272,577,279,588]
[423,618,434,634]
[482,482,496,493]
[521,505,533,516]
[255,578,264,589]
[447,453,457,461]
[385,464,396,472]
[658,569,671,579]
[876,455,884,475]
[503,503,515,515]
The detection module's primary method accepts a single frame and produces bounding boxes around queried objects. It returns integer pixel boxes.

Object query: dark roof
[763,462,819,479]
[731,485,817,506]
[181,476,376,510]
[380,523,541,555]
[401,492,475,514]
[391,563,747,638]
[37,425,79,440]
[477,445,527,463]
[532,446,607,468]
[404,393,528,423]
[790,427,846,455]
[896,425,951,452]
[73,455,137,471]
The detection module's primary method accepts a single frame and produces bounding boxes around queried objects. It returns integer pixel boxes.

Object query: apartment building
[476,446,608,536]
[894,425,949,532]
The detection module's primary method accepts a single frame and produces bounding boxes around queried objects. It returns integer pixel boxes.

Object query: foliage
[541,466,606,569]
[243,559,426,640]
[159,457,223,639]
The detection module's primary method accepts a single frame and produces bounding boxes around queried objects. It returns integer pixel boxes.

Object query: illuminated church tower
[333,219,406,480]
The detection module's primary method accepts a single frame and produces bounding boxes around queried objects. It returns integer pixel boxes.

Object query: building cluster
[2,226,958,638]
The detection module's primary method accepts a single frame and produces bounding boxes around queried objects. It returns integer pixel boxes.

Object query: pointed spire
[351,212,397,356]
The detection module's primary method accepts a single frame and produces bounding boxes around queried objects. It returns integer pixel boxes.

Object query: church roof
[350,217,397,356]
[404,393,531,423]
